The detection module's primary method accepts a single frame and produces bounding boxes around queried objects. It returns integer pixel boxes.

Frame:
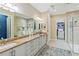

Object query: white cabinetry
[0,49,13,56]
[13,44,26,56]
[0,34,47,56]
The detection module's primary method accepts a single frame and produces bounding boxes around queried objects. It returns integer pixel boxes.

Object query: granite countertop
[0,33,46,53]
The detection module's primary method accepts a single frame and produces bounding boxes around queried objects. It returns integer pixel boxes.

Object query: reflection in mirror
[14,13,36,37]
[39,23,40,29]
[34,21,36,31]
[14,16,28,37]
[0,8,46,39]
[27,18,34,34]
[0,14,8,39]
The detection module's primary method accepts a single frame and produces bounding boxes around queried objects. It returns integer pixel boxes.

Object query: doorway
[57,22,65,40]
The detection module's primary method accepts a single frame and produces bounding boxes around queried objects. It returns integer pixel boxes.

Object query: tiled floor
[55,40,71,51]
[38,39,79,56]
[55,40,79,54]
[38,47,72,56]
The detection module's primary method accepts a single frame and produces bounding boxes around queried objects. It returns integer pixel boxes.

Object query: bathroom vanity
[0,32,47,56]
[0,8,48,56]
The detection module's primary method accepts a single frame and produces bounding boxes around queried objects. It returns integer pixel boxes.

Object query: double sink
[0,34,40,52]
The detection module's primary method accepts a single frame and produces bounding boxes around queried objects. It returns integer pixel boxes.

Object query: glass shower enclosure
[67,15,79,55]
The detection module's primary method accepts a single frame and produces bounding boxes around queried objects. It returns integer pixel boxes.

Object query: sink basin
[0,42,17,50]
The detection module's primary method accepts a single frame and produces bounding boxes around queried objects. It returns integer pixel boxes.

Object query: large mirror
[0,8,45,39]
[0,9,12,39]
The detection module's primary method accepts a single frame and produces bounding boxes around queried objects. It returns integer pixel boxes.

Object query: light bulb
[9,9,15,12]
[5,3,12,8]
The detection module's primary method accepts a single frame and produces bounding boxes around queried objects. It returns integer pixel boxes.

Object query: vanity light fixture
[34,16,45,23]
[9,9,15,12]
[36,17,43,21]
[0,3,9,10]
[34,16,43,21]
[11,5,18,12]
[5,3,12,8]
[2,6,9,10]
[9,5,18,12]
[0,3,18,12]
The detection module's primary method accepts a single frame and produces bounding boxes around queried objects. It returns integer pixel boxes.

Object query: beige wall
[51,16,56,40]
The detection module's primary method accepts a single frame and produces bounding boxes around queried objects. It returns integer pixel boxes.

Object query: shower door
[72,17,79,54]
[67,16,74,53]
[67,15,79,54]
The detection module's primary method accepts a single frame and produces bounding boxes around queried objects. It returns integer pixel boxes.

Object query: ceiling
[30,3,79,15]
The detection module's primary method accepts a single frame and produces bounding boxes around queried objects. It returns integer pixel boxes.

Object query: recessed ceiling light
[50,5,56,12]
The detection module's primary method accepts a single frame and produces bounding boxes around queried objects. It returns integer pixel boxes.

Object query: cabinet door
[25,42,33,56]
[34,38,38,54]
[38,36,41,49]
[25,42,30,56]
[42,35,46,46]
[0,49,13,56]
[44,35,47,44]
[33,39,37,55]
[41,35,44,47]
[13,44,26,56]
[42,35,45,46]
[28,41,35,56]
[30,40,35,56]
[39,36,42,49]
